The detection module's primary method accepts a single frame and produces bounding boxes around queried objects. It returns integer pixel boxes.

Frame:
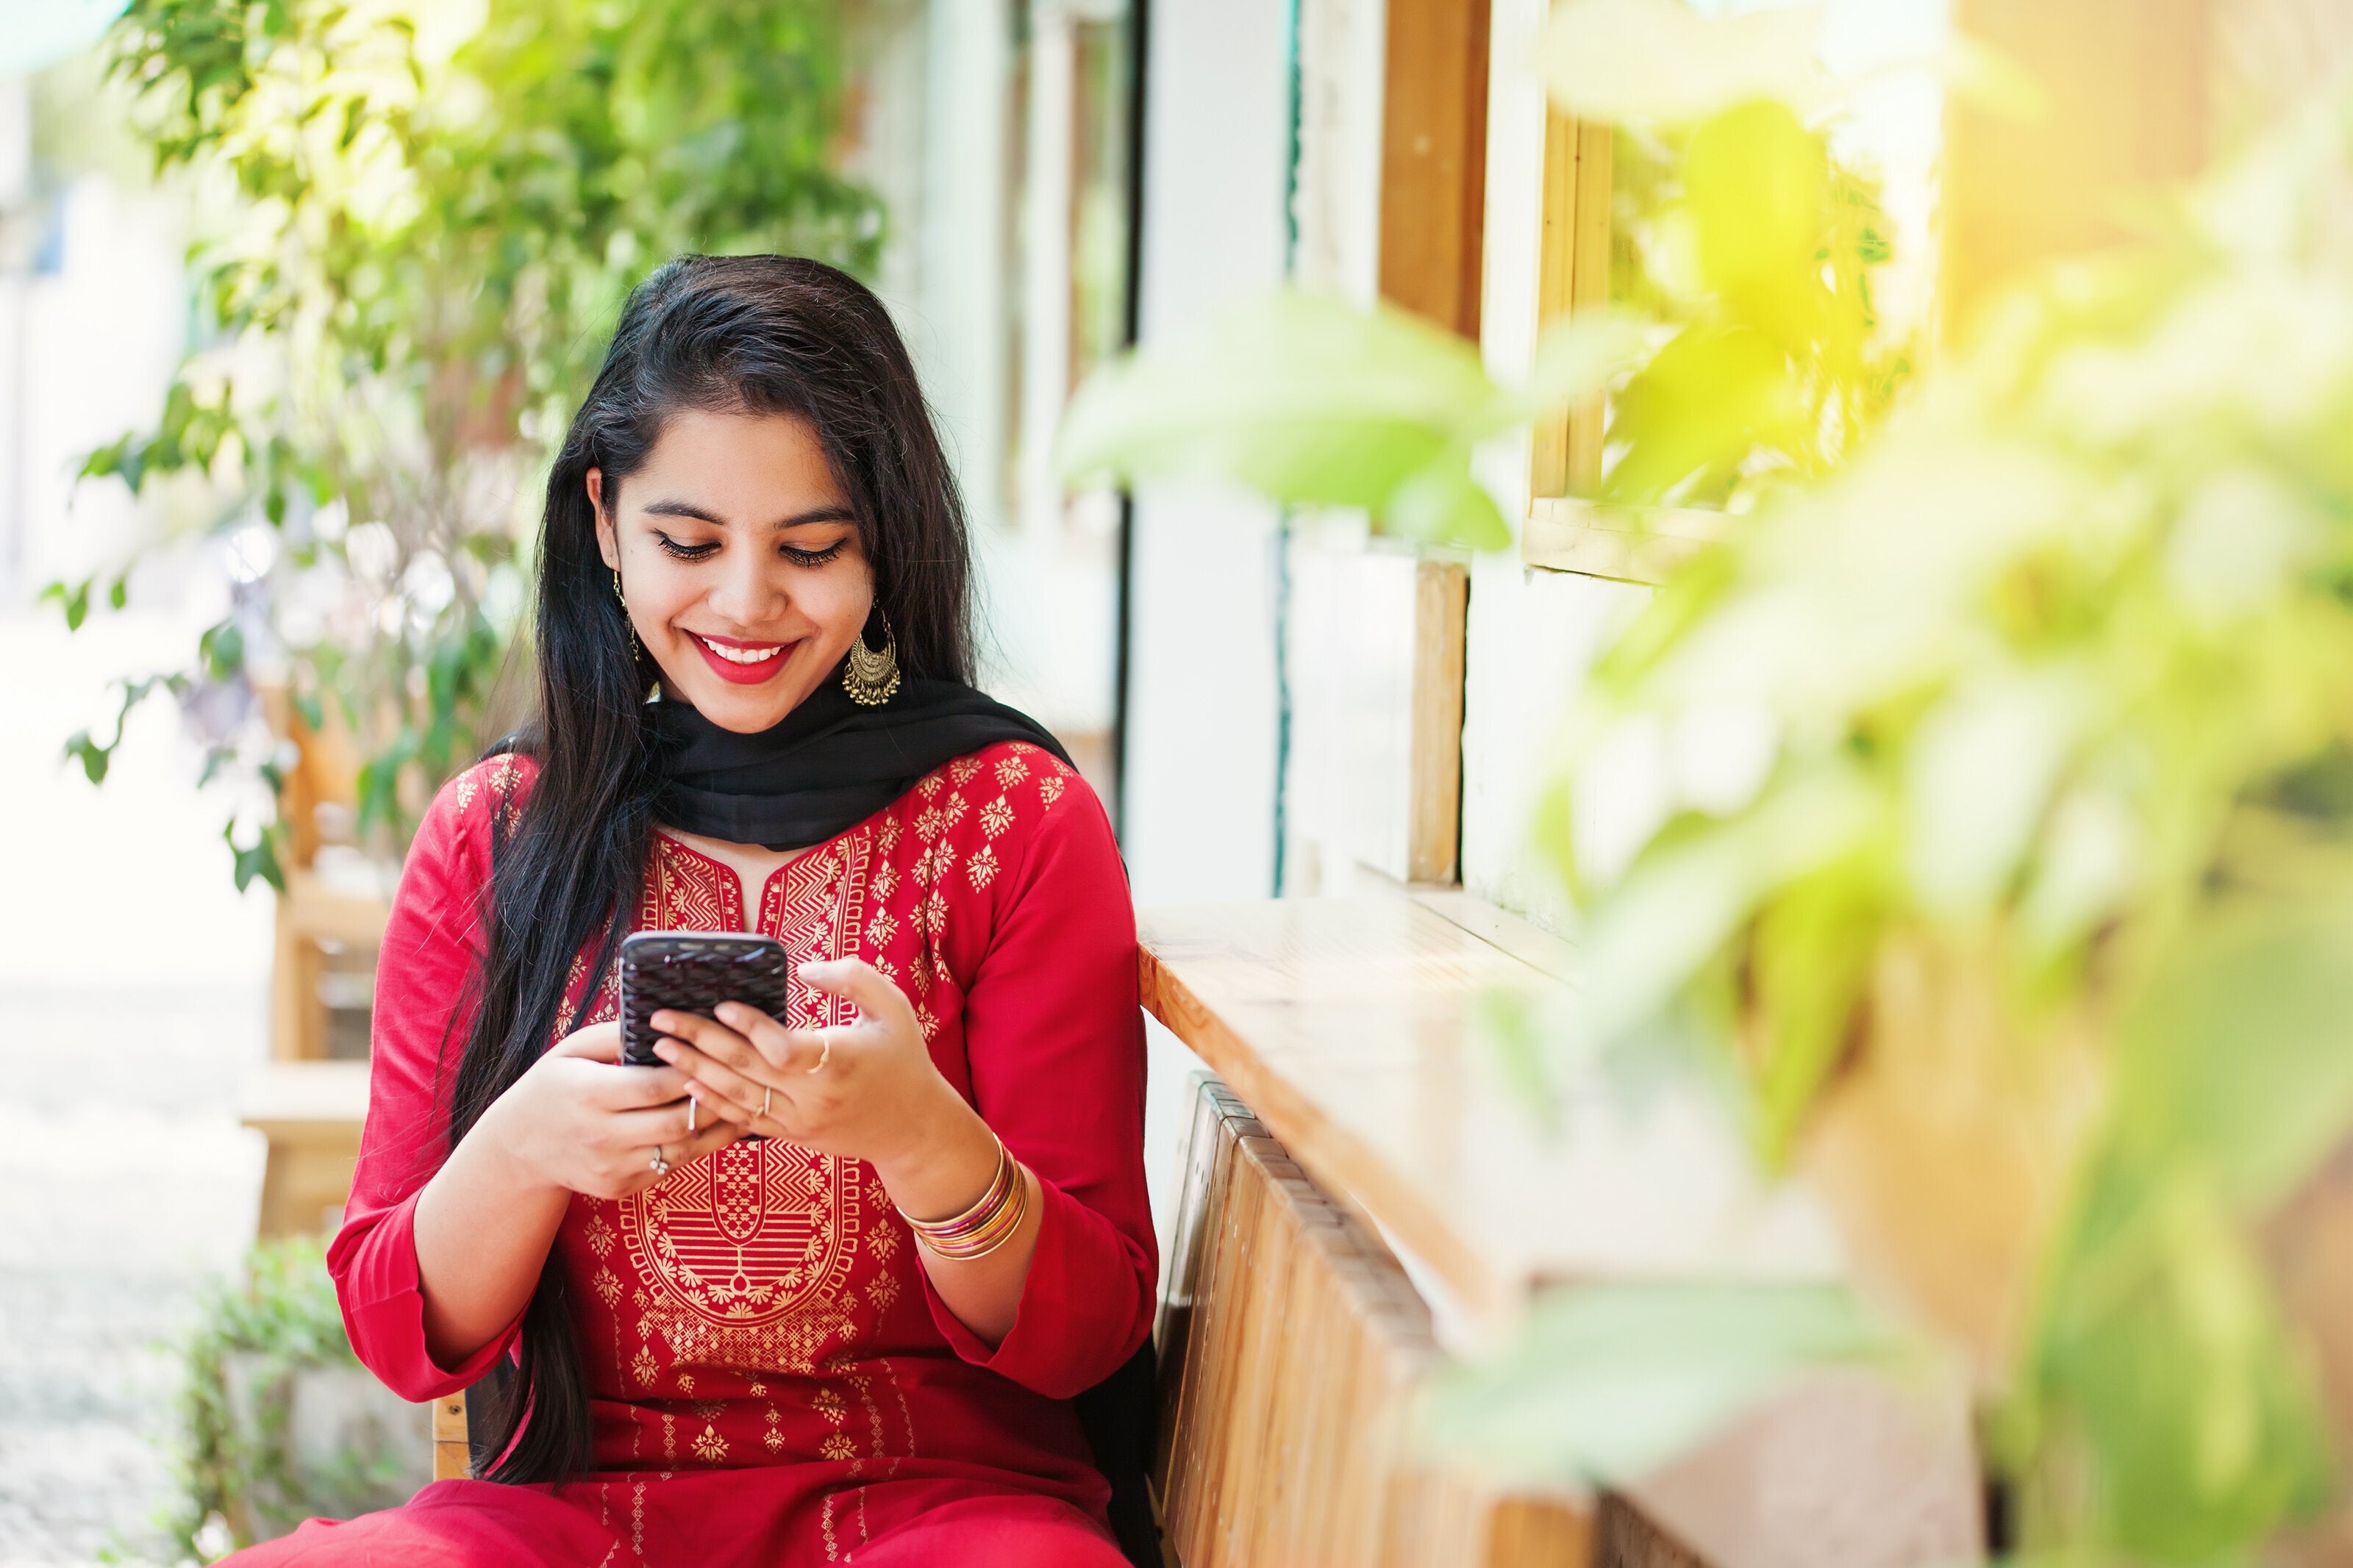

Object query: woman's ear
[588,468,619,572]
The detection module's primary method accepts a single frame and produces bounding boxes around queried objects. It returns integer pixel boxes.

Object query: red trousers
[224,1478,1129,1568]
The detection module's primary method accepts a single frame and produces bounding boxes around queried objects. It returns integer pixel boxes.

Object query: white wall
[1119,0,1293,907]
[1121,0,1297,1263]
[1460,0,1654,931]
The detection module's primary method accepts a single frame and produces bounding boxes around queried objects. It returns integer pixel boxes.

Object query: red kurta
[240,740,1152,1567]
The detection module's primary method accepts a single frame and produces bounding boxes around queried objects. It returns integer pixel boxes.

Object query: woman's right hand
[484,1020,743,1200]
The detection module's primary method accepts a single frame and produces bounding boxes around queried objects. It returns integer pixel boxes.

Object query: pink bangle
[899,1136,1029,1261]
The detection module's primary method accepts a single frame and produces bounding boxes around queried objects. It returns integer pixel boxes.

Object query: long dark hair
[446,255,974,1483]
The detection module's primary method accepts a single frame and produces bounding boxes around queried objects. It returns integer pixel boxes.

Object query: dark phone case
[618,931,793,1068]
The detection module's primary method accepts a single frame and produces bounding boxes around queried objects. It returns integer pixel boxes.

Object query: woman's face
[592,408,873,734]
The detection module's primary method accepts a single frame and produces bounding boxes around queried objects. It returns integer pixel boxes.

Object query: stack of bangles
[899,1136,1028,1261]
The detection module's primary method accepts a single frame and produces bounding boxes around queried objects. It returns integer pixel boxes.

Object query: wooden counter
[1138,892,1985,1568]
[1139,893,1843,1329]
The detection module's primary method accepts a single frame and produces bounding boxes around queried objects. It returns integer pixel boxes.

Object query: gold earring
[613,568,643,659]
[843,610,901,706]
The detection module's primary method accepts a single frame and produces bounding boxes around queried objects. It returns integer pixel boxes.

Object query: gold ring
[761,1085,773,1118]
[688,1097,697,1134]
[807,1034,831,1075]
[650,1146,671,1177]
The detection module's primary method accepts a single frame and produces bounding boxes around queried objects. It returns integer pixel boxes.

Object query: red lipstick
[686,631,795,685]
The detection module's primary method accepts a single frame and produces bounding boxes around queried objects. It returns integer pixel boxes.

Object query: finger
[713,1002,824,1073]
[550,1020,624,1062]
[653,1040,790,1129]
[612,1095,735,1150]
[588,1063,699,1110]
[624,1119,741,1191]
[651,1010,762,1065]
[794,959,902,1023]
[654,1020,762,1090]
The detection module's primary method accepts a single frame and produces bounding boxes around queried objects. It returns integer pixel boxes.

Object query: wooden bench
[242,1060,371,1239]
[1138,895,1985,1568]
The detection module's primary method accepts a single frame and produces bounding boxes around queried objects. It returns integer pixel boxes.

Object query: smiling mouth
[693,634,785,666]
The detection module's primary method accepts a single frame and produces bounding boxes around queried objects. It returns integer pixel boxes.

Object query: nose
[705,542,789,630]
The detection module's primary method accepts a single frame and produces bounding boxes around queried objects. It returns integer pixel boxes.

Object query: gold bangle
[915,1167,1028,1262]
[899,1136,1028,1261]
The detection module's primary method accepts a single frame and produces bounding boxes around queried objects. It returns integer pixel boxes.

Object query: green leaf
[224,821,285,895]
[1683,102,1832,352]
[2108,898,2353,1211]
[1538,0,1826,130]
[1602,325,1808,505]
[1423,1282,1915,1488]
[41,576,94,631]
[199,620,246,680]
[1058,289,1509,531]
[2027,1162,2335,1556]
[63,729,110,786]
[1387,460,1510,551]
[1515,309,1652,415]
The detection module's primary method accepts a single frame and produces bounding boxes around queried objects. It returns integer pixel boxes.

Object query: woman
[235,256,1154,1567]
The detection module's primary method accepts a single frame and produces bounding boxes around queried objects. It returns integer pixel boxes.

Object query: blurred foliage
[1063,0,2353,1556]
[1060,291,1644,550]
[1549,79,2353,1568]
[50,0,882,881]
[1421,1282,1921,1490]
[164,1236,414,1560]
[1598,102,1910,507]
[1059,3,1904,537]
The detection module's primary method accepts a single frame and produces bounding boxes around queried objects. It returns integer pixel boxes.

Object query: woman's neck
[657,824,809,916]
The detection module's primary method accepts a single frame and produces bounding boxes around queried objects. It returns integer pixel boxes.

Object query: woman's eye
[782,542,846,568]
[654,534,719,562]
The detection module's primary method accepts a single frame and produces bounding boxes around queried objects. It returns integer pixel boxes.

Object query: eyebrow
[640,499,859,530]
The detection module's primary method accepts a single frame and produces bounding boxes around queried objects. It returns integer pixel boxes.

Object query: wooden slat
[1522,495,1735,586]
[1151,1076,1591,1568]
[431,1393,470,1482]
[1407,559,1468,885]
[1379,0,1491,339]
[1529,111,1615,501]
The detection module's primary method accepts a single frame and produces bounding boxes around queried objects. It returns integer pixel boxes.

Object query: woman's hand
[488,1020,743,1200]
[649,959,968,1173]
[414,1020,738,1367]
[651,960,1040,1347]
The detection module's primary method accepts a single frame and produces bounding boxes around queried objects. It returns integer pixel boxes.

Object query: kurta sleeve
[920,765,1157,1399]
[326,759,532,1402]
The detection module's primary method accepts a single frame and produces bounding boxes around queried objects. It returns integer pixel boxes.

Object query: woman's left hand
[649,958,968,1173]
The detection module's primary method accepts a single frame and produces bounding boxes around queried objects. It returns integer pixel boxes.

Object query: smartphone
[618,930,793,1068]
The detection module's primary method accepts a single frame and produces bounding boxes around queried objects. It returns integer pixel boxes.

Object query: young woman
[231,257,1154,1568]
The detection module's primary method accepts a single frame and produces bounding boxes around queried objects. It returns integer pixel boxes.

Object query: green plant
[165,1236,411,1558]
[1057,2,1904,536]
[1063,1,2353,1557]
[49,0,882,884]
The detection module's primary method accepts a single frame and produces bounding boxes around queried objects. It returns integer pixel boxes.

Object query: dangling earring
[613,568,645,661]
[842,609,901,706]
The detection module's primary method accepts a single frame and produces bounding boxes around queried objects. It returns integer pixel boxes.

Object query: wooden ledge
[1138,893,1844,1333]
[1523,497,1734,586]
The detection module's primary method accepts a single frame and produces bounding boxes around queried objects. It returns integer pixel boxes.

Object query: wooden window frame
[1521,108,1723,587]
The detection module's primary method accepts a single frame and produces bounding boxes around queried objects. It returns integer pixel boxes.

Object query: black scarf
[646,679,1072,851]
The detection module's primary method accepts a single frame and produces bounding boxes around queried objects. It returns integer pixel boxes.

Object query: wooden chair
[241,1060,371,1239]
[245,688,388,1244]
